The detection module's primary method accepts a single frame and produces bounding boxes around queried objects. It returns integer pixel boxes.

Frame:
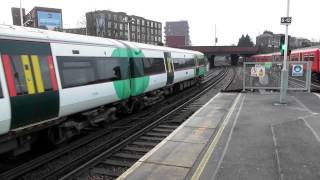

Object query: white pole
[127,22,130,41]
[214,24,217,46]
[280,0,290,104]
[283,0,290,70]
[20,0,23,26]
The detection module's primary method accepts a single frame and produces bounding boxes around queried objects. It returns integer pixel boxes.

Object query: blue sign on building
[37,11,62,30]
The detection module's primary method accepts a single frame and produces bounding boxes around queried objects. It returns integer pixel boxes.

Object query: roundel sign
[292,64,303,76]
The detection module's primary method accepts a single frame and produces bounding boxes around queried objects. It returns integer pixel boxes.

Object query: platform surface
[118,92,320,180]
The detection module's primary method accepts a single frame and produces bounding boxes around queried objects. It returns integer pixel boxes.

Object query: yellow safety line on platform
[191,93,242,180]
[21,55,36,94]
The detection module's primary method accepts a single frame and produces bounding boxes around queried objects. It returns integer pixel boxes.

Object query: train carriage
[0,25,206,155]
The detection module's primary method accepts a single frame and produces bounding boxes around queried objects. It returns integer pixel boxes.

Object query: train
[250,46,320,74]
[0,25,208,156]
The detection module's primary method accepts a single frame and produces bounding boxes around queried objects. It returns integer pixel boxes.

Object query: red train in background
[250,46,320,73]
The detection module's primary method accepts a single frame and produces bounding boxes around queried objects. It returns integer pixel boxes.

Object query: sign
[265,62,272,69]
[251,67,257,77]
[257,66,265,78]
[37,11,62,30]
[281,17,292,25]
[292,64,303,76]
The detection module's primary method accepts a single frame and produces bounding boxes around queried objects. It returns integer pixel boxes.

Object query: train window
[10,55,28,95]
[131,58,144,78]
[198,58,205,65]
[37,56,52,91]
[173,58,195,70]
[143,58,165,76]
[58,56,128,88]
[59,60,95,88]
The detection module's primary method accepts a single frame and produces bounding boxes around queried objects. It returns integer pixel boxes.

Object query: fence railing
[243,61,312,92]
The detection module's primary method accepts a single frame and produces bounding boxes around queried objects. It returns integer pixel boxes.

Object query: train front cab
[0,39,59,134]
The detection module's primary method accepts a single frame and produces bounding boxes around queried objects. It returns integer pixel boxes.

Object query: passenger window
[10,55,28,95]
[131,58,144,78]
[198,58,205,65]
[58,56,128,88]
[173,58,195,70]
[37,56,53,91]
[143,58,165,75]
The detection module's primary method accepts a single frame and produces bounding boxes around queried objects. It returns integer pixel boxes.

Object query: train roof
[291,46,320,53]
[121,41,203,56]
[0,24,125,48]
[0,24,203,57]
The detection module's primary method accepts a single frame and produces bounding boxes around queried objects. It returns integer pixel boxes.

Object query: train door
[0,39,59,129]
[0,65,11,135]
[164,52,174,85]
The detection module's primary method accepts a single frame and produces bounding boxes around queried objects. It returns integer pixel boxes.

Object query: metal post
[280,0,290,104]
[307,62,312,93]
[20,0,23,26]
[127,22,130,41]
[214,24,217,46]
[243,63,246,91]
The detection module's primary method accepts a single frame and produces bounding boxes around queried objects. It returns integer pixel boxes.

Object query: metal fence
[243,61,312,92]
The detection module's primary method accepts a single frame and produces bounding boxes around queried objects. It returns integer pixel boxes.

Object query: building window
[137,19,140,25]
[142,20,145,26]
[132,25,135,31]
[113,14,117,21]
[147,21,149,26]
[151,22,154,28]
[120,23,123,30]
[108,22,111,28]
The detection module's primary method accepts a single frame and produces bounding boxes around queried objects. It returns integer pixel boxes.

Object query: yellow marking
[21,55,35,94]
[191,93,242,180]
[31,55,45,93]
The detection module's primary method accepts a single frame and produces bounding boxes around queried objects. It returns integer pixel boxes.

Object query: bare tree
[77,14,87,28]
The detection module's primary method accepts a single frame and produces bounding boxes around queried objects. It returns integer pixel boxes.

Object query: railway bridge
[183,46,258,67]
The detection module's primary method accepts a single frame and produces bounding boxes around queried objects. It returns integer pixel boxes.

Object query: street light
[20,0,23,26]
[126,17,135,41]
[279,0,291,104]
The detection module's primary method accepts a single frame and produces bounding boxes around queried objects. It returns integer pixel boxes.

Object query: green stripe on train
[111,48,150,98]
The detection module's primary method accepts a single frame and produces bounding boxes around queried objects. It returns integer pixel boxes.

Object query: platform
[117,92,320,180]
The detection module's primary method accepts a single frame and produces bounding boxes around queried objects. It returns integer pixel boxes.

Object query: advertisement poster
[96,13,106,36]
[37,11,62,30]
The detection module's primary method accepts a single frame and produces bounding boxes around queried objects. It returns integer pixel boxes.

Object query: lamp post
[126,17,134,41]
[280,0,290,104]
[20,0,23,26]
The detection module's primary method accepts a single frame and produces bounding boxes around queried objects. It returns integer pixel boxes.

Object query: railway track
[60,67,235,180]
[289,76,320,91]
[0,67,234,180]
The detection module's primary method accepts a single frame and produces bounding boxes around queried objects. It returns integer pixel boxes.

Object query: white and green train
[0,25,208,155]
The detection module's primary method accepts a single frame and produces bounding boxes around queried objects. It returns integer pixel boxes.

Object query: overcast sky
[1,0,319,46]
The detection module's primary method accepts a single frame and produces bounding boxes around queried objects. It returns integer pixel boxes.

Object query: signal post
[280,0,291,104]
